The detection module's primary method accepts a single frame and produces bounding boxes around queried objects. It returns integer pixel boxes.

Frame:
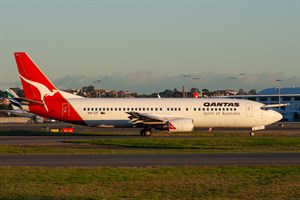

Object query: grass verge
[72,137,300,153]
[0,166,299,200]
[1,137,300,154]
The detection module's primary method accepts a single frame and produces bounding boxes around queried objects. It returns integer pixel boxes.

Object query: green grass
[1,137,300,155]
[1,130,300,155]
[73,137,300,153]
[0,166,299,200]
[0,145,149,155]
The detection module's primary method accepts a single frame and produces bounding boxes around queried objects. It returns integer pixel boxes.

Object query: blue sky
[0,0,299,93]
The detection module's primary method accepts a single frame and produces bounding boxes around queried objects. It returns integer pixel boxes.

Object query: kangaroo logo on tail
[19,74,58,111]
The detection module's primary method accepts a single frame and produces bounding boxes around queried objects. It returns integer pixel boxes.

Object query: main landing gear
[140,128,152,136]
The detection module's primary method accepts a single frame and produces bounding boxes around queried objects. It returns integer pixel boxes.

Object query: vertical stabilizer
[14,52,85,125]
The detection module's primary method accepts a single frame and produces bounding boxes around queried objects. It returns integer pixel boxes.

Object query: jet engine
[155,118,194,132]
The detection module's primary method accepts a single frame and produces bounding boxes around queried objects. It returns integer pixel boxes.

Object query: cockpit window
[261,107,269,111]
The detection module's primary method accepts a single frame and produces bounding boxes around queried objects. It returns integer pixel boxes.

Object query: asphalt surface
[1,121,300,133]
[0,153,299,167]
[0,136,132,145]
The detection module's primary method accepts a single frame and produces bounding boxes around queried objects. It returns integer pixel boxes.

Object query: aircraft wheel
[250,132,255,137]
[140,129,145,136]
[144,130,152,136]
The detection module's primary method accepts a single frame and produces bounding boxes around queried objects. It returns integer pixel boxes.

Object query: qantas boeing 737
[14,52,282,136]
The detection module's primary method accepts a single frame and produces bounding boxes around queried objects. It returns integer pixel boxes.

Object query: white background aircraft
[0,89,43,122]
[14,52,282,136]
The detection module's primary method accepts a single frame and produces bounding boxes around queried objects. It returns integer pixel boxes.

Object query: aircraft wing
[126,112,168,125]
[0,109,36,118]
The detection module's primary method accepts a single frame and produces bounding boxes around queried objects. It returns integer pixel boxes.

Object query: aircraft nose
[269,110,283,123]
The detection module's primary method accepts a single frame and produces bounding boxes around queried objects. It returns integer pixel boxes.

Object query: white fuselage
[63,98,282,129]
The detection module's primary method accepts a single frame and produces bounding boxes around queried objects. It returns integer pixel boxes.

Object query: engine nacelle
[155,118,194,132]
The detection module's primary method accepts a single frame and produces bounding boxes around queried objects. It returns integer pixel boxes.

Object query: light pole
[94,80,101,98]
[238,73,246,98]
[230,73,246,96]
[276,79,281,109]
[230,77,237,93]
[183,75,191,98]
[192,77,200,89]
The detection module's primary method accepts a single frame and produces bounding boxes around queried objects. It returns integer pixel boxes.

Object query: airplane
[0,89,43,121]
[14,52,282,136]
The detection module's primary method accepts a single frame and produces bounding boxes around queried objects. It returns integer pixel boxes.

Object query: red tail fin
[14,52,85,125]
[14,52,57,103]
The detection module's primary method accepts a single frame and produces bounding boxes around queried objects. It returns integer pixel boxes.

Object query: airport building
[225,87,300,121]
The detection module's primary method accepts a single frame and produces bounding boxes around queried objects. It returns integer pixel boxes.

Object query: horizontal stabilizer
[14,97,44,106]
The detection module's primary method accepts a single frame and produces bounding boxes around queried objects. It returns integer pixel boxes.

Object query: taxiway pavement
[0,153,299,167]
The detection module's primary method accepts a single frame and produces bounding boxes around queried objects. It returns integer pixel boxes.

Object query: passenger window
[186,108,189,111]
[87,108,90,111]
[83,108,86,111]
